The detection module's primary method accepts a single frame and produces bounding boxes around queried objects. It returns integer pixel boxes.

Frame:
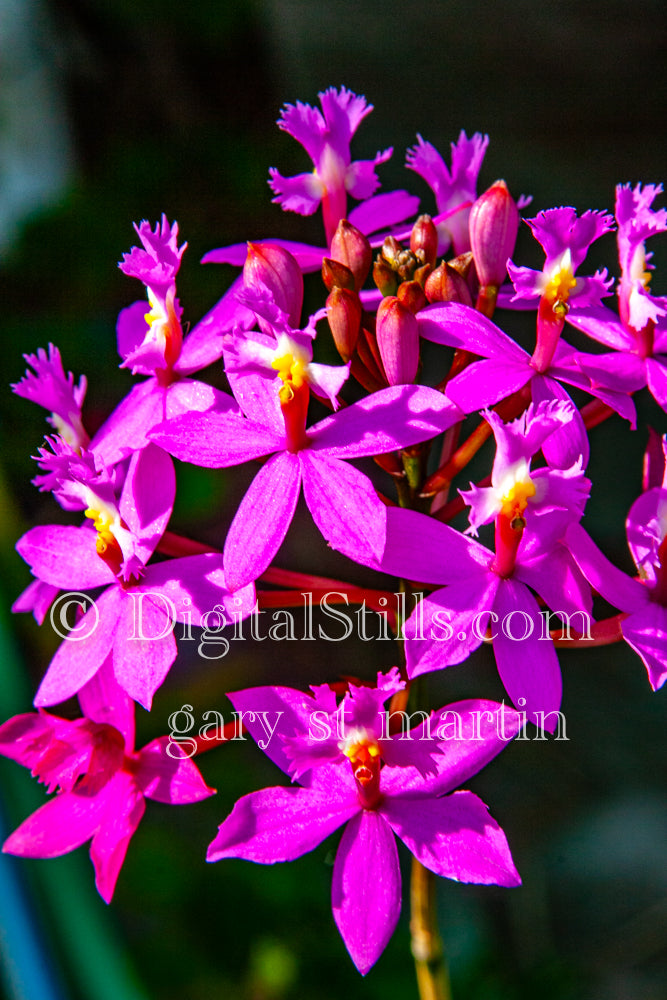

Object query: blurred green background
[0,1,666,998]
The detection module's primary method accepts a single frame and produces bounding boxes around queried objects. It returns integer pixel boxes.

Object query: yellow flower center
[500,479,536,522]
[271,341,310,406]
[338,727,381,784]
[543,249,577,317]
[271,351,308,389]
[629,244,652,290]
[144,290,166,332]
[84,504,124,568]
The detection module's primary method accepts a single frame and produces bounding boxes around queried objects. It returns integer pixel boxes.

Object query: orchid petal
[151,410,284,467]
[34,589,122,707]
[621,602,667,690]
[3,788,105,858]
[646,357,667,411]
[446,358,530,414]
[300,451,387,565]
[379,507,493,584]
[202,240,326,273]
[381,700,524,799]
[207,784,357,863]
[567,305,636,352]
[565,522,649,613]
[223,451,301,591]
[16,525,115,590]
[228,685,339,778]
[175,276,254,374]
[139,553,255,623]
[77,661,135,752]
[0,713,54,768]
[575,350,647,394]
[112,592,177,710]
[382,790,520,887]
[309,385,461,458]
[492,579,563,728]
[419,302,528,361]
[90,772,145,903]
[135,737,215,803]
[405,573,500,678]
[348,190,420,235]
[12,579,60,624]
[530,375,589,468]
[331,810,401,975]
[516,542,593,621]
[268,169,325,215]
[89,379,164,466]
[345,149,392,200]
[120,444,175,564]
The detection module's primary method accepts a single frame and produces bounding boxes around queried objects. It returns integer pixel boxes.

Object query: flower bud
[322,257,356,292]
[397,280,427,314]
[410,214,439,267]
[373,256,399,297]
[424,262,473,306]
[243,243,304,327]
[326,287,362,361]
[469,180,519,288]
[449,251,478,300]
[330,220,373,291]
[376,296,419,385]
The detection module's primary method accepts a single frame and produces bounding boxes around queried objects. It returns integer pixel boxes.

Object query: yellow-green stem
[410,857,452,1000]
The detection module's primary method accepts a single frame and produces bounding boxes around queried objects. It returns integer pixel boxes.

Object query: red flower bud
[326,287,362,361]
[373,256,399,297]
[243,243,304,327]
[376,296,419,385]
[469,180,519,288]
[330,220,373,291]
[322,257,356,292]
[424,262,473,305]
[410,214,439,267]
[397,280,427,314]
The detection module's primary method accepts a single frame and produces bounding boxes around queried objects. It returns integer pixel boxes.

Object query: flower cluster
[5,85,666,981]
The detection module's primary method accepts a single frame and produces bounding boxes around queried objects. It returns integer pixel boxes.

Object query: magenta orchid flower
[379,509,590,726]
[15,443,255,709]
[0,664,214,902]
[91,218,247,467]
[506,208,614,311]
[405,131,489,255]
[505,207,614,370]
[268,86,393,245]
[12,343,89,451]
[418,300,636,468]
[207,679,522,975]
[566,446,667,690]
[280,667,443,780]
[117,215,187,376]
[616,183,667,332]
[376,402,593,725]
[566,184,667,411]
[151,376,462,591]
[460,401,590,547]
[226,284,350,408]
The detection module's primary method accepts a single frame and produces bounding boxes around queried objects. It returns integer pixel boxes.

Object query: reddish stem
[580,398,616,430]
[551,614,626,648]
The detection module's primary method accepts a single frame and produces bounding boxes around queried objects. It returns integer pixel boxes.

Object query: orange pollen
[84,506,124,574]
[271,350,309,394]
[543,251,577,315]
[500,479,536,521]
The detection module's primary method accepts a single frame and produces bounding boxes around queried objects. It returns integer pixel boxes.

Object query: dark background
[0,1,666,998]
